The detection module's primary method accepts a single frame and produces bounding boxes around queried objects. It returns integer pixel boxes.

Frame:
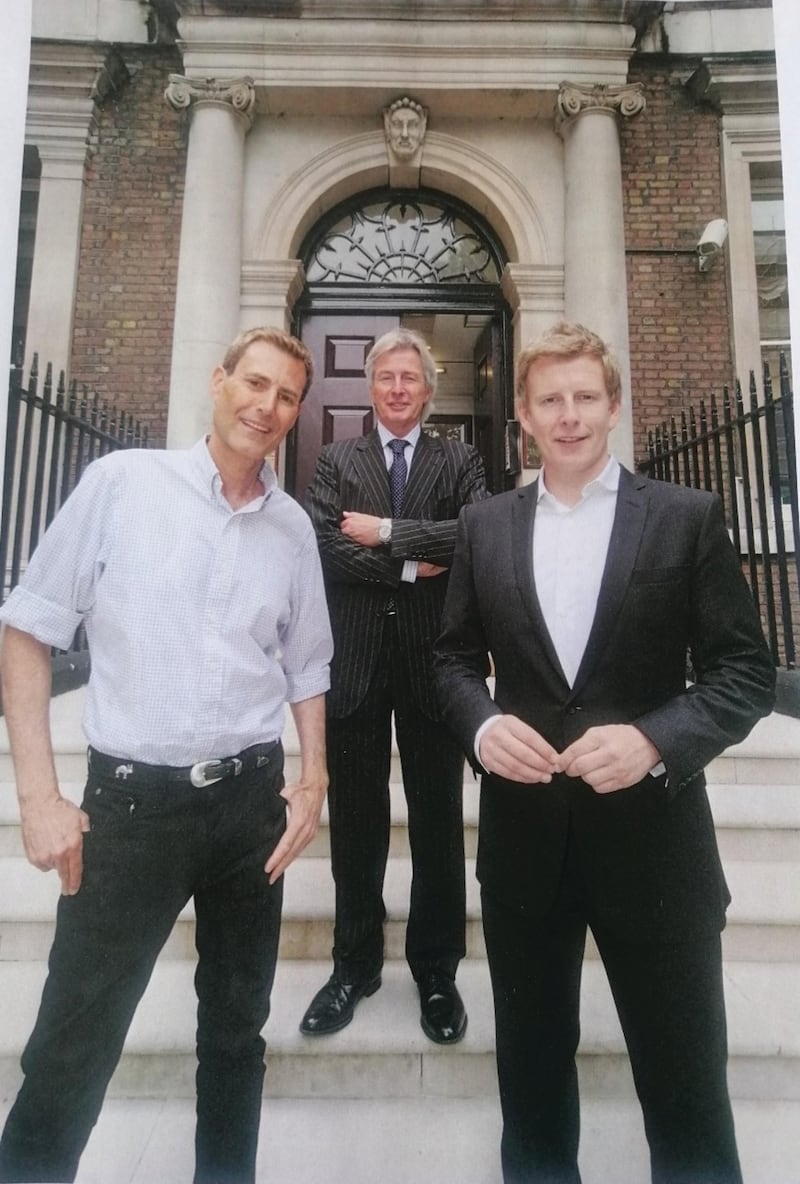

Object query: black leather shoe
[299,973,381,1036]
[418,972,467,1045]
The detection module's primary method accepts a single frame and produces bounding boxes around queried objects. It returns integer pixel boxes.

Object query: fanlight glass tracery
[304,197,502,285]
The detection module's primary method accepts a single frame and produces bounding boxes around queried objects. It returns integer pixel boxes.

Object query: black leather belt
[88,741,280,789]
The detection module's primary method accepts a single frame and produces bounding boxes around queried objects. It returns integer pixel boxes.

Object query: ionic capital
[165,75,256,128]
[556,82,645,134]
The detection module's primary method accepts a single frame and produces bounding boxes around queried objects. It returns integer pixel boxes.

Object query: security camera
[696,218,729,272]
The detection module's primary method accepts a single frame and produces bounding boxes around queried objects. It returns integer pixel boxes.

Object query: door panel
[473,318,508,494]
[293,314,398,501]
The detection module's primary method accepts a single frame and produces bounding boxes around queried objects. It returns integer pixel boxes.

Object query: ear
[516,398,536,440]
[210,365,226,400]
[609,398,622,429]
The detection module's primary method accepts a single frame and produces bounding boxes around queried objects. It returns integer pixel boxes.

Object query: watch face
[379,522,391,542]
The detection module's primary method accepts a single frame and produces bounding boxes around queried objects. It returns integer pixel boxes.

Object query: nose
[255,387,277,413]
[558,396,580,424]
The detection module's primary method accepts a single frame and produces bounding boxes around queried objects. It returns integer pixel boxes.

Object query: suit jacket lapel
[572,466,649,694]
[353,431,392,515]
[403,432,444,515]
[512,481,569,687]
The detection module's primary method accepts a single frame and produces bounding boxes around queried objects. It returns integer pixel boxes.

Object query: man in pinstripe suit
[300,328,489,1042]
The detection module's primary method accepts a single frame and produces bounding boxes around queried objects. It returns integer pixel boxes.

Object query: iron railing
[1,356,149,674]
[639,356,799,669]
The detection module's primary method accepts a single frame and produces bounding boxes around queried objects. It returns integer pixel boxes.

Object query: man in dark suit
[434,322,776,1183]
[300,327,489,1042]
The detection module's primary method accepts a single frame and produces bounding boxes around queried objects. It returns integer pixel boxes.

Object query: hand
[559,725,661,794]
[264,771,328,884]
[417,562,447,578]
[340,511,383,547]
[20,794,91,896]
[479,715,560,784]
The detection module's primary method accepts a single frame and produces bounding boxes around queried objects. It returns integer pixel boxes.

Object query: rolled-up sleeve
[281,530,333,704]
[0,458,115,649]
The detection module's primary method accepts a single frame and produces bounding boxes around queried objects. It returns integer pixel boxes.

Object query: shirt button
[566,706,582,715]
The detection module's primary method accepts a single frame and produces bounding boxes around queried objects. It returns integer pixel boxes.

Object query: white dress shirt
[476,455,665,776]
[533,455,619,687]
[377,421,421,582]
[0,439,333,766]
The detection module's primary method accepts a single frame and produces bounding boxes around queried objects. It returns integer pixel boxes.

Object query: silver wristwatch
[378,518,392,543]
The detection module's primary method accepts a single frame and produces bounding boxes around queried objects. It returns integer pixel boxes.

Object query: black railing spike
[780,351,790,387]
[638,367,796,669]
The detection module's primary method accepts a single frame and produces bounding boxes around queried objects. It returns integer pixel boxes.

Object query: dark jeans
[0,745,287,1184]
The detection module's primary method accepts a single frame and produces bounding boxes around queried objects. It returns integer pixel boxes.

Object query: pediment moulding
[165,74,256,126]
[27,43,130,111]
[170,1,654,18]
[174,16,636,97]
[685,56,778,118]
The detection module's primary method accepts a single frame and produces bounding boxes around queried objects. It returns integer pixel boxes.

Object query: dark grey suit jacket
[306,429,489,719]
[434,467,776,941]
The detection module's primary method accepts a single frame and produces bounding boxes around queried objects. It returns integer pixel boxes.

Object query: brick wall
[70,47,186,446]
[621,61,735,466]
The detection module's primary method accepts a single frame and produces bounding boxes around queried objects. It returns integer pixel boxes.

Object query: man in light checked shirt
[0,327,333,1184]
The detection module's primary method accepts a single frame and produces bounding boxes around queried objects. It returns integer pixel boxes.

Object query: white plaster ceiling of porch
[252,130,551,269]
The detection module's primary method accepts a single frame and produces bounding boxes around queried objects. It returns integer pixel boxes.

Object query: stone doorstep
[5,685,800,756]
[14,1096,798,1184]
[2,779,800,848]
[0,959,798,1103]
[0,852,797,933]
[3,690,800,782]
[1,853,799,965]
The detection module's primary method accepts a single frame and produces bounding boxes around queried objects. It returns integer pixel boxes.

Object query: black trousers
[0,746,287,1184]
[327,621,466,983]
[481,831,742,1184]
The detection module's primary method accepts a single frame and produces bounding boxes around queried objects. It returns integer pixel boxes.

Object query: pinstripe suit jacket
[306,428,489,719]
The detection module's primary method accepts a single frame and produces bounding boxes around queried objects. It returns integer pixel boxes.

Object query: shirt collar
[193,437,277,508]
[538,454,620,508]
[377,422,422,450]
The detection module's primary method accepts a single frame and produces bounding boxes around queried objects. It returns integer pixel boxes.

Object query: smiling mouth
[241,418,271,435]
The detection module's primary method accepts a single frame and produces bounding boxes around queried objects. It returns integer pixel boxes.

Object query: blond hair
[516,322,622,406]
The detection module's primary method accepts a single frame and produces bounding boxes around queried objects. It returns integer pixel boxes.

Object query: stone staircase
[1,689,799,1183]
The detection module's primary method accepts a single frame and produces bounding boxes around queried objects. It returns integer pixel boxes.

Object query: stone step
[0,958,797,1104]
[0,853,798,963]
[2,779,798,863]
[4,694,800,788]
[1,1095,798,1184]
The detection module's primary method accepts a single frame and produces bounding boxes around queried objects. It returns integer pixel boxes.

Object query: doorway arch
[289,187,515,497]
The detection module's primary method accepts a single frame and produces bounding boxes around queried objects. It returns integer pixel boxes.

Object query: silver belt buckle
[189,757,242,788]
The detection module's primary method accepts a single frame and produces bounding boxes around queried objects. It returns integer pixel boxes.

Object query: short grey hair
[364,328,437,397]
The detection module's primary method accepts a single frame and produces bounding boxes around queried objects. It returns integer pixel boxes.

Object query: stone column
[165,75,255,447]
[23,45,125,379]
[556,82,645,467]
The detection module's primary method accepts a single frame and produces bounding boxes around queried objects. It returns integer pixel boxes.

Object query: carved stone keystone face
[383,98,427,160]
